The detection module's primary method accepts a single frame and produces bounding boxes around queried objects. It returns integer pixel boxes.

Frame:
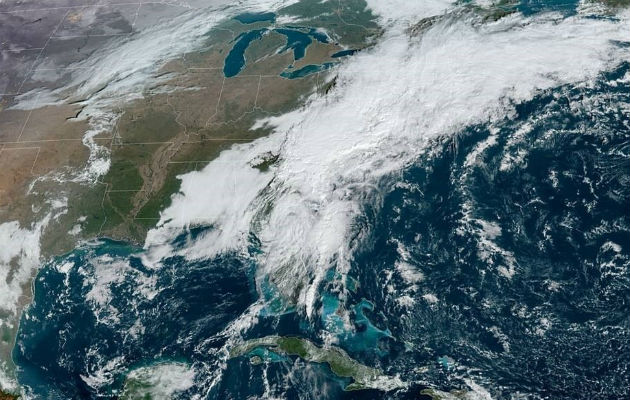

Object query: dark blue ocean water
[459,0,582,15]
[11,0,630,383]
[14,61,629,400]
[517,0,580,15]
[224,0,586,81]
[14,240,256,399]
[344,63,630,399]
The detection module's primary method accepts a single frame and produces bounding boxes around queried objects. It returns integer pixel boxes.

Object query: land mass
[230,336,405,391]
[0,0,381,391]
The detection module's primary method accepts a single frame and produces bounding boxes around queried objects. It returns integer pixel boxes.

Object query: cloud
[145,7,630,317]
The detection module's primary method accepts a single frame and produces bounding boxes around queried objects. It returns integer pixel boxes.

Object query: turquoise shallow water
[15,62,629,399]
[10,0,630,396]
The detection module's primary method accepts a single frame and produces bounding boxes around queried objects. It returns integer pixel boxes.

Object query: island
[230,336,405,391]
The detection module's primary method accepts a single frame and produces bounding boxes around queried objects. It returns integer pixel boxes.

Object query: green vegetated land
[0,1,381,391]
[0,390,18,400]
[230,336,404,391]
[69,0,381,245]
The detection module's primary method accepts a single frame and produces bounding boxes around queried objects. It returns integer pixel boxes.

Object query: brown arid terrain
[1,0,630,397]
[0,0,380,393]
[0,391,17,400]
[1,1,380,249]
